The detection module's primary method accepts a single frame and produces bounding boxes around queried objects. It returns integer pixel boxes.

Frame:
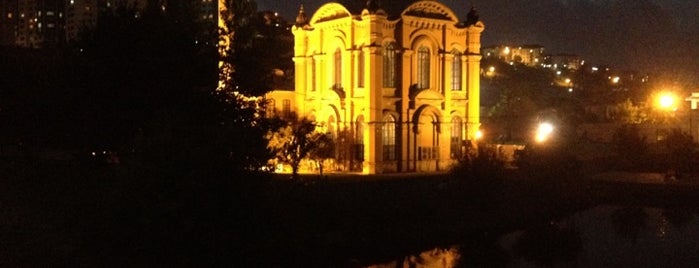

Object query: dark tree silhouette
[220,0,294,96]
[612,124,648,170]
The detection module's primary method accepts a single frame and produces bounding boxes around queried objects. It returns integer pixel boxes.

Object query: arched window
[450,116,463,159]
[382,114,396,161]
[334,48,342,89]
[358,49,365,88]
[451,50,462,91]
[383,43,396,87]
[417,46,430,89]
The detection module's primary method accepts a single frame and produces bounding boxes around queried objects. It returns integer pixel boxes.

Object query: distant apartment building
[0,0,66,48]
[2,0,217,47]
[546,53,583,70]
[0,1,18,46]
[482,45,545,67]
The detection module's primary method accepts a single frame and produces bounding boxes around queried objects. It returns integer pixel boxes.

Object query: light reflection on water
[365,206,699,268]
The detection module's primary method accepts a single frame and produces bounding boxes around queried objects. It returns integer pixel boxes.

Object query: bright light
[475,130,483,140]
[535,122,554,143]
[657,92,678,111]
[485,66,495,77]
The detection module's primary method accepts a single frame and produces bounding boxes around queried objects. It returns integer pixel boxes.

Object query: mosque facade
[267,0,484,173]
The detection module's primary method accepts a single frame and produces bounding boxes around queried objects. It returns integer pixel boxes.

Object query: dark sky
[257,0,699,86]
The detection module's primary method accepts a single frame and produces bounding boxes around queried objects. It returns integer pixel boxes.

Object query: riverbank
[1,158,697,267]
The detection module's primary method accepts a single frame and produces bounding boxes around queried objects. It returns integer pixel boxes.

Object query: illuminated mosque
[266,0,484,173]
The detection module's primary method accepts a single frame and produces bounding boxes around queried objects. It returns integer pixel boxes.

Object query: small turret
[366,0,380,14]
[295,5,309,27]
[464,5,479,26]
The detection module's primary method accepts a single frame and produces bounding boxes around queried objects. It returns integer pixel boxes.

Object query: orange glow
[535,122,554,143]
[656,92,678,111]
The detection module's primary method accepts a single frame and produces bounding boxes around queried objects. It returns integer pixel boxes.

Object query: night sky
[257,0,699,86]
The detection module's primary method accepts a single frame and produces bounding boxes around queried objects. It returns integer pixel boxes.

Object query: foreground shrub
[450,145,506,204]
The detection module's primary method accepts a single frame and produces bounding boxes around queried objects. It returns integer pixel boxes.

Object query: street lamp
[535,122,554,143]
[654,91,678,143]
[657,93,678,111]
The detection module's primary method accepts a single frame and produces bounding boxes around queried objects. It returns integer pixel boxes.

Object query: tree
[60,4,224,164]
[220,0,294,96]
[611,124,648,170]
[609,98,648,124]
[46,1,273,172]
[665,129,697,178]
[308,132,336,176]
[266,116,319,179]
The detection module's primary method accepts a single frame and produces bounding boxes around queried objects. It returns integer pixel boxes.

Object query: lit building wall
[547,53,583,70]
[267,1,484,174]
[482,44,545,67]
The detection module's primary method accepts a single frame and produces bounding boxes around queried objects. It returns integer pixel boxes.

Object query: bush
[450,145,506,203]
[515,142,580,181]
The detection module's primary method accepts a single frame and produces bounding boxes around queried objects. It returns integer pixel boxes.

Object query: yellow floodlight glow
[535,122,554,143]
[474,130,483,140]
[656,92,678,111]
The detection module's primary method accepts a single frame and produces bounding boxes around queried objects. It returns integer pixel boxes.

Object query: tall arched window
[382,114,396,161]
[417,46,430,89]
[451,50,462,91]
[334,48,342,89]
[358,49,365,88]
[383,43,396,87]
[450,116,463,159]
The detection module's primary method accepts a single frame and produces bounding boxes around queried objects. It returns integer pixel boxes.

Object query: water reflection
[363,247,460,268]
[611,206,648,241]
[510,220,581,267]
[364,206,699,268]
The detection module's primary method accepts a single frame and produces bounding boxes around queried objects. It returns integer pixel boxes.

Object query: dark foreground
[1,159,698,267]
